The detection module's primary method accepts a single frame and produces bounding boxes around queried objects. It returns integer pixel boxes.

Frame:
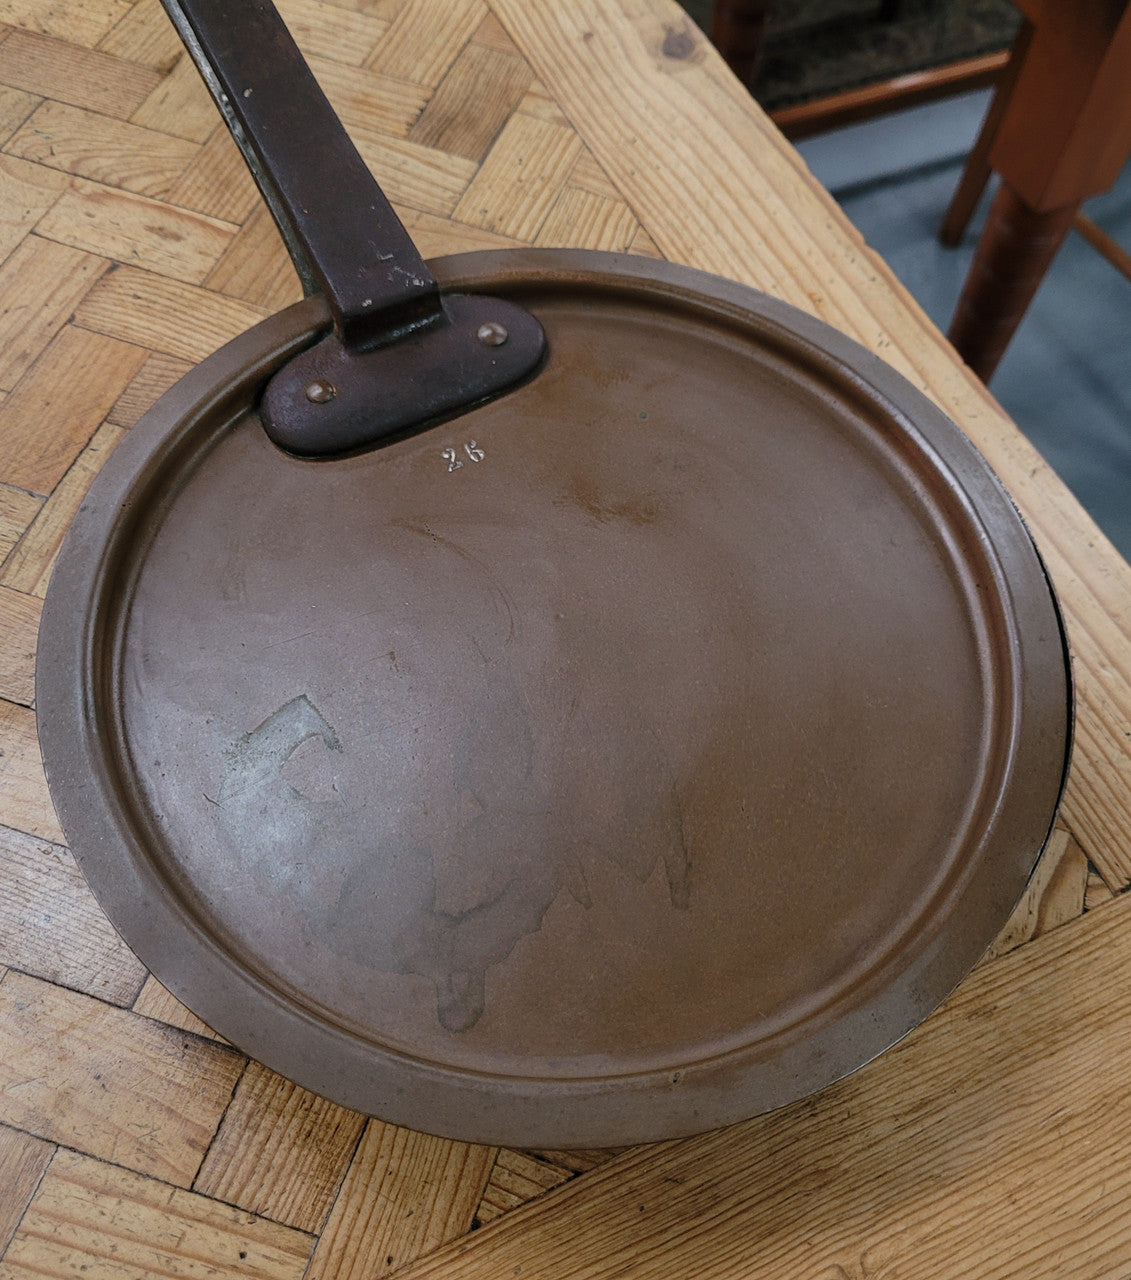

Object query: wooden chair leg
[1073,213,1131,283]
[939,18,1033,248]
[947,182,1077,382]
[711,0,776,86]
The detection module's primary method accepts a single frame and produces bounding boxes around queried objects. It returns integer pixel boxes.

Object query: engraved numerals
[442,441,485,472]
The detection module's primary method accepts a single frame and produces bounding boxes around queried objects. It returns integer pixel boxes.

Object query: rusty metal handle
[163,0,440,349]
[160,0,545,456]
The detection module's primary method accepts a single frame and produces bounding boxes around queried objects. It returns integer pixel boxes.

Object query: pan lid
[37,250,1070,1147]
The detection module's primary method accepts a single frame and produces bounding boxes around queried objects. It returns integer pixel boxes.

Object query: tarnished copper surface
[36,251,1070,1147]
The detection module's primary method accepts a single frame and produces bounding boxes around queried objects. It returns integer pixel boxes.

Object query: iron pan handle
[161,0,545,456]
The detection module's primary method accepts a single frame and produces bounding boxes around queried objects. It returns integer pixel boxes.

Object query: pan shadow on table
[681,0,1131,565]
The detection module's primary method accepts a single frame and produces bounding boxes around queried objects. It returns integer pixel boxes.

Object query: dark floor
[794,93,1131,562]
[683,0,1019,107]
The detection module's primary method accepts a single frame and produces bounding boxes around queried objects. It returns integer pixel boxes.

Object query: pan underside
[36,252,1070,1146]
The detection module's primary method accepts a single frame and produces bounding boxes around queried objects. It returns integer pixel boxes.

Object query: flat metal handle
[164,0,440,347]
[161,0,545,455]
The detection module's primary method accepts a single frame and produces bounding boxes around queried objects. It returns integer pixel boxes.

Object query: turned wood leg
[939,18,1033,247]
[711,0,775,86]
[947,183,1077,382]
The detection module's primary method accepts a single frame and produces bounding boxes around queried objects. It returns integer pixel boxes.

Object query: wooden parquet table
[0,0,1129,1275]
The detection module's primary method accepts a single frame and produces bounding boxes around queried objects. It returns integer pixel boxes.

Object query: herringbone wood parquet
[0,1,1129,1275]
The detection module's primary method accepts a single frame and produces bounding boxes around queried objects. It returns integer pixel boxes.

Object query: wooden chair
[940,0,1131,381]
[711,1,1009,140]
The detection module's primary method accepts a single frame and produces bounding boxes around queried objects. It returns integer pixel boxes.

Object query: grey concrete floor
[795,92,1131,561]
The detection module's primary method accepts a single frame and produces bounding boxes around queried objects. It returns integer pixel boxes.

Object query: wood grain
[95,0,181,72]
[0,235,107,392]
[391,893,1131,1280]
[35,179,236,284]
[8,98,199,196]
[474,1148,575,1225]
[307,1122,495,1280]
[515,78,570,127]
[163,124,260,224]
[105,350,193,429]
[410,40,532,161]
[0,28,160,116]
[132,976,222,1041]
[129,49,216,141]
[0,324,146,495]
[567,149,622,200]
[276,0,389,66]
[365,0,484,86]
[0,823,147,1005]
[353,131,477,217]
[0,1146,314,1280]
[471,10,521,55]
[74,265,267,362]
[309,55,428,142]
[0,698,63,842]
[0,969,244,1185]
[205,202,302,312]
[1085,867,1114,910]
[0,1123,52,1256]
[453,111,583,239]
[0,0,131,48]
[524,1147,627,1174]
[0,584,37,705]
[0,151,69,261]
[398,205,522,258]
[534,183,637,250]
[983,827,1089,963]
[1060,685,1131,888]
[1,420,125,597]
[628,224,663,257]
[490,0,1131,891]
[0,486,41,567]
[0,1,1127,1275]
[194,1061,367,1234]
[0,83,39,144]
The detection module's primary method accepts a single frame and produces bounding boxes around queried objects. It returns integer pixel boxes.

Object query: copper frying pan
[35,0,1071,1147]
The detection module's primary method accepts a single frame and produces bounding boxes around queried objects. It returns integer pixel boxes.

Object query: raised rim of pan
[36,250,1073,1147]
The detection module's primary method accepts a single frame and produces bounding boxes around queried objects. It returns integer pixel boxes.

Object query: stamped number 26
[442,442,485,472]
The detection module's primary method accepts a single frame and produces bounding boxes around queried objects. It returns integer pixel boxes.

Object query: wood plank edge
[385,888,1131,1276]
[0,1128,55,1259]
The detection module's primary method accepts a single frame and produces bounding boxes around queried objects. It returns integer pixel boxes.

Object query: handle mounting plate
[261,295,545,457]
